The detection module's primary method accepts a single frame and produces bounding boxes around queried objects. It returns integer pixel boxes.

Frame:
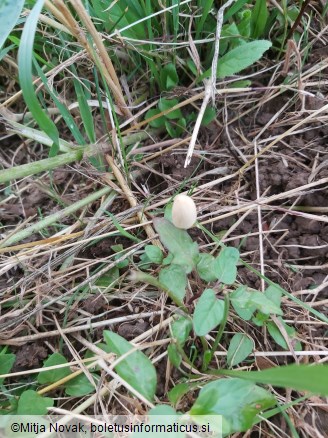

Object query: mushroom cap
[172,194,197,229]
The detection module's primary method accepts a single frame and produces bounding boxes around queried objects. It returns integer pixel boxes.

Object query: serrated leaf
[0,0,24,50]
[159,264,187,302]
[190,378,275,435]
[104,331,157,401]
[227,334,254,367]
[193,289,225,336]
[0,354,16,384]
[196,253,217,282]
[153,218,199,273]
[37,353,71,384]
[217,40,272,78]
[214,247,239,285]
[17,391,54,415]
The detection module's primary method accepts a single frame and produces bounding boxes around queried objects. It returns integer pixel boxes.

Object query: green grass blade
[34,60,86,146]
[108,212,141,243]
[18,0,59,151]
[250,0,268,38]
[171,0,180,42]
[0,0,24,49]
[0,150,82,184]
[195,0,214,39]
[253,395,307,424]
[224,0,250,22]
[215,365,328,396]
[73,76,96,143]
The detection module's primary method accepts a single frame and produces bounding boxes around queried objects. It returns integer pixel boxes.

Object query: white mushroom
[172,194,197,229]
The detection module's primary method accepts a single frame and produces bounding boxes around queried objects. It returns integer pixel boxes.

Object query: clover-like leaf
[190,378,275,435]
[104,331,157,401]
[214,247,239,285]
[193,289,225,336]
[153,218,199,273]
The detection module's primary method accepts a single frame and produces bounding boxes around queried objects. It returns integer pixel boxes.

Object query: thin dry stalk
[105,154,163,249]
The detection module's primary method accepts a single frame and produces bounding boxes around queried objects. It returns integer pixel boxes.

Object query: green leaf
[165,118,186,138]
[145,245,163,264]
[168,344,182,368]
[230,286,283,316]
[158,98,182,120]
[231,287,256,321]
[145,109,166,128]
[0,0,24,50]
[73,77,95,143]
[159,264,187,302]
[252,311,269,326]
[171,316,192,346]
[153,218,199,273]
[64,373,97,396]
[37,353,71,384]
[219,365,328,396]
[224,0,249,22]
[196,253,217,282]
[0,354,15,384]
[190,378,275,435]
[95,267,119,287]
[195,0,214,38]
[17,391,54,415]
[201,107,216,126]
[160,63,179,91]
[217,40,272,78]
[267,319,302,351]
[18,0,59,151]
[214,247,239,285]
[264,285,282,308]
[193,289,225,336]
[228,79,252,88]
[168,383,190,405]
[237,10,251,38]
[104,331,157,401]
[227,334,254,367]
[34,60,85,147]
[251,0,268,38]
